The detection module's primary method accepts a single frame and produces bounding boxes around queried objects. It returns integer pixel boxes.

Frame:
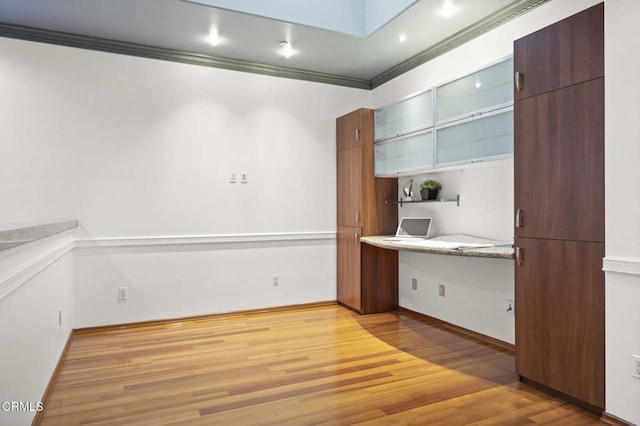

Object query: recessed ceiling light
[439,0,456,18]
[208,29,221,47]
[279,41,293,58]
[398,33,407,43]
[475,79,482,89]
[205,27,226,46]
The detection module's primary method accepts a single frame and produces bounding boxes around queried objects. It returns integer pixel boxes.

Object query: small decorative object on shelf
[403,179,415,201]
[420,179,442,200]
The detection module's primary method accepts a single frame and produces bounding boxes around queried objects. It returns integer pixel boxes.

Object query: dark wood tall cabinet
[513,3,604,410]
[336,109,398,314]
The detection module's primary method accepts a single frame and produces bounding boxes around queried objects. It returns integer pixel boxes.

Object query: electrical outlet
[272,274,279,287]
[633,354,640,379]
[506,299,515,316]
[230,172,237,183]
[118,286,128,302]
[439,284,445,297]
[411,278,417,290]
[241,171,248,183]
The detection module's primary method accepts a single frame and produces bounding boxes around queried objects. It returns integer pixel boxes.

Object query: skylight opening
[183,0,418,38]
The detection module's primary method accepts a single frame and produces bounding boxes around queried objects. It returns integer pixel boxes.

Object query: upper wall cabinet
[337,109,368,151]
[374,129,434,176]
[436,108,513,166]
[434,57,514,168]
[513,4,603,100]
[436,58,513,124]
[374,56,513,176]
[374,90,432,141]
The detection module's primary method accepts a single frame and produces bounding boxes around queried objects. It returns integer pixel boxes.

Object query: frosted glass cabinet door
[375,130,434,175]
[436,109,513,166]
[375,91,432,141]
[436,58,513,124]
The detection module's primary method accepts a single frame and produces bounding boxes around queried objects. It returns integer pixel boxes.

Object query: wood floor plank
[38,305,604,425]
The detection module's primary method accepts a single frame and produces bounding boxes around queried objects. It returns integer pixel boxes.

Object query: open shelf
[386,194,460,207]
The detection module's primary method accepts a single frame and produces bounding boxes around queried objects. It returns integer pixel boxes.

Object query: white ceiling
[0,0,547,88]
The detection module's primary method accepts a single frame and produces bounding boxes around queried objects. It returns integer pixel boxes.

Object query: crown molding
[0,0,549,91]
[0,23,372,90]
[370,0,552,88]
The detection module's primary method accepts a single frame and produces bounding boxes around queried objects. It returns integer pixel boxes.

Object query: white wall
[400,253,514,343]
[0,37,369,235]
[398,163,514,241]
[0,233,75,426]
[604,1,640,424]
[0,36,369,423]
[392,163,515,343]
[0,37,371,330]
[73,240,335,327]
[372,0,601,346]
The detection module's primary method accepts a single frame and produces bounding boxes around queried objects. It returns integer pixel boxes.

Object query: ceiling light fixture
[398,33,407,43]
[209,29,220,47]
[475,79,482,89]
[280,41,293,58]
[439,0,456,18]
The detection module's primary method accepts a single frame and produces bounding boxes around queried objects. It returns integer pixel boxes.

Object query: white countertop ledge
[361,234,514,260]
[0,219,78,251]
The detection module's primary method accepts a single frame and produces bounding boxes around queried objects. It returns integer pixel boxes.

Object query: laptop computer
[383,217,432,241]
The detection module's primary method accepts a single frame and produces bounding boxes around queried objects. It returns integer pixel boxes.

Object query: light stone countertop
[0,219,78,251]
[361,234,514,260]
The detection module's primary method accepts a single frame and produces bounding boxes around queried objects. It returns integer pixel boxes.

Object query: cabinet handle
[515,71,522,91]
[354,233,360,245]
[355,128,360,141]
[515,208,522,228]
[355,210,360,223]
[515,247,523,265]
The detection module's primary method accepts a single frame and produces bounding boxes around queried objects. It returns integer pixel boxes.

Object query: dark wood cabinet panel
[337,228,399,315]
[337,146,362,227]
[515,237,604,409]
[337,226,362,312]
[514,3,603,101]
[361,170,398,237]
[337,109,369,151]
[514,3,604,411]
[514,78,604,242]
[337,108,398,314]
[337,109,396,233]
[361,243,398,313]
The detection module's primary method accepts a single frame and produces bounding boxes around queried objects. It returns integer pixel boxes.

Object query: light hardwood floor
[39,305,604,425]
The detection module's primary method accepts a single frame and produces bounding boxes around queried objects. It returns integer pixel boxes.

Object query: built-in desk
[361,234,514,260]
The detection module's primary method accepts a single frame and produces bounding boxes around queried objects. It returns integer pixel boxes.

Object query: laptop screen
[396,217,432,238]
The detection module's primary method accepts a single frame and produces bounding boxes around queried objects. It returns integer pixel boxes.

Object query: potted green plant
[420,179,442,200]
